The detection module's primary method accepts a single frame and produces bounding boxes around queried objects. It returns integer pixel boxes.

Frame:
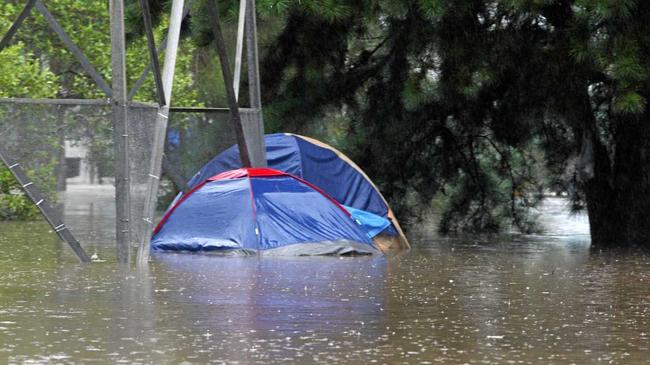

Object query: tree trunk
[583,105,650,247]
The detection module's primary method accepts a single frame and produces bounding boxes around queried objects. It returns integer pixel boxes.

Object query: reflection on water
[0,198,648,363]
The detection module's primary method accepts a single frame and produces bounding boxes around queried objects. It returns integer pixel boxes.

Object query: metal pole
[206,0,252,168]
[0,145,90,263]
[245,0,262,110]
[110,0,131,263]
[0,98,110,106]
[138,0,166,106]
[137,0,185,265]
[244,0,266,167]
[0,0,37,52]
[127,0,194,101]
[233,0,247,99]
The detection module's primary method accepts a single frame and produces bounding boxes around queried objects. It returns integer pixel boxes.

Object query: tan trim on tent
[290,133,411,251]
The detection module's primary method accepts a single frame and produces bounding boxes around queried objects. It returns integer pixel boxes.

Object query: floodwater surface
[0,195,648,364]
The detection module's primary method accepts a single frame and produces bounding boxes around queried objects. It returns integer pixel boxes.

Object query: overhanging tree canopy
[250,0,650,247]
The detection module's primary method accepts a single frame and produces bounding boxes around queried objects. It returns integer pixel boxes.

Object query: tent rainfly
[152,168,381,255]
[170,133,410,252]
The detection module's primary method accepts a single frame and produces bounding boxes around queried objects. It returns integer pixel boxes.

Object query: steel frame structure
[0,0,266,265]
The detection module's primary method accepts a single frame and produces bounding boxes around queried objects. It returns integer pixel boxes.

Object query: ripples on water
[0,197,648,364]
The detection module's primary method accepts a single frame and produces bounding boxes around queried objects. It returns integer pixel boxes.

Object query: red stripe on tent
[208,168,287,181]
[210,168,351,216]
[247,168,289,177]
[155,167,351,234]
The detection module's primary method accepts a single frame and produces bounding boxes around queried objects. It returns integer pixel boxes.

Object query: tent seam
[289,133,304,178]
[247,175,261,251]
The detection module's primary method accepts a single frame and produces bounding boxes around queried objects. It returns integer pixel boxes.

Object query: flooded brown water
[0,197,648,364]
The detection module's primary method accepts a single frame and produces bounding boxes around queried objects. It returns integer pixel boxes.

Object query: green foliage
[251,0,650,239]
[613,91,646,114]
[1,0,201,103]
[0,0,203,220]
[0,163,59,221]
[0,44,59,98]
[125,4,202,107]
[0,4,62,220]
[0,168,39,220]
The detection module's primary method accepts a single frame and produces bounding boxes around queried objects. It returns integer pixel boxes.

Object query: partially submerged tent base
[373,233,410,253]
[153,240,380,256]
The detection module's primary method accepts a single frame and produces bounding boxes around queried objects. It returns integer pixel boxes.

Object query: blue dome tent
[152,168,380,255]
[171,133,409,252]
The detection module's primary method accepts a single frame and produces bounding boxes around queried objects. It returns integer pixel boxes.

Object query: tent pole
[137,0,186,265]
[206,0,252,168]
[110,0,131,263]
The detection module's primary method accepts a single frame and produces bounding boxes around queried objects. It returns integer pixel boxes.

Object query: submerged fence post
[110,0,131,263]
[137,0,186,265]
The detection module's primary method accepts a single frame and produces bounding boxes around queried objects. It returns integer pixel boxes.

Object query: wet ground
[0,189,648,364]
